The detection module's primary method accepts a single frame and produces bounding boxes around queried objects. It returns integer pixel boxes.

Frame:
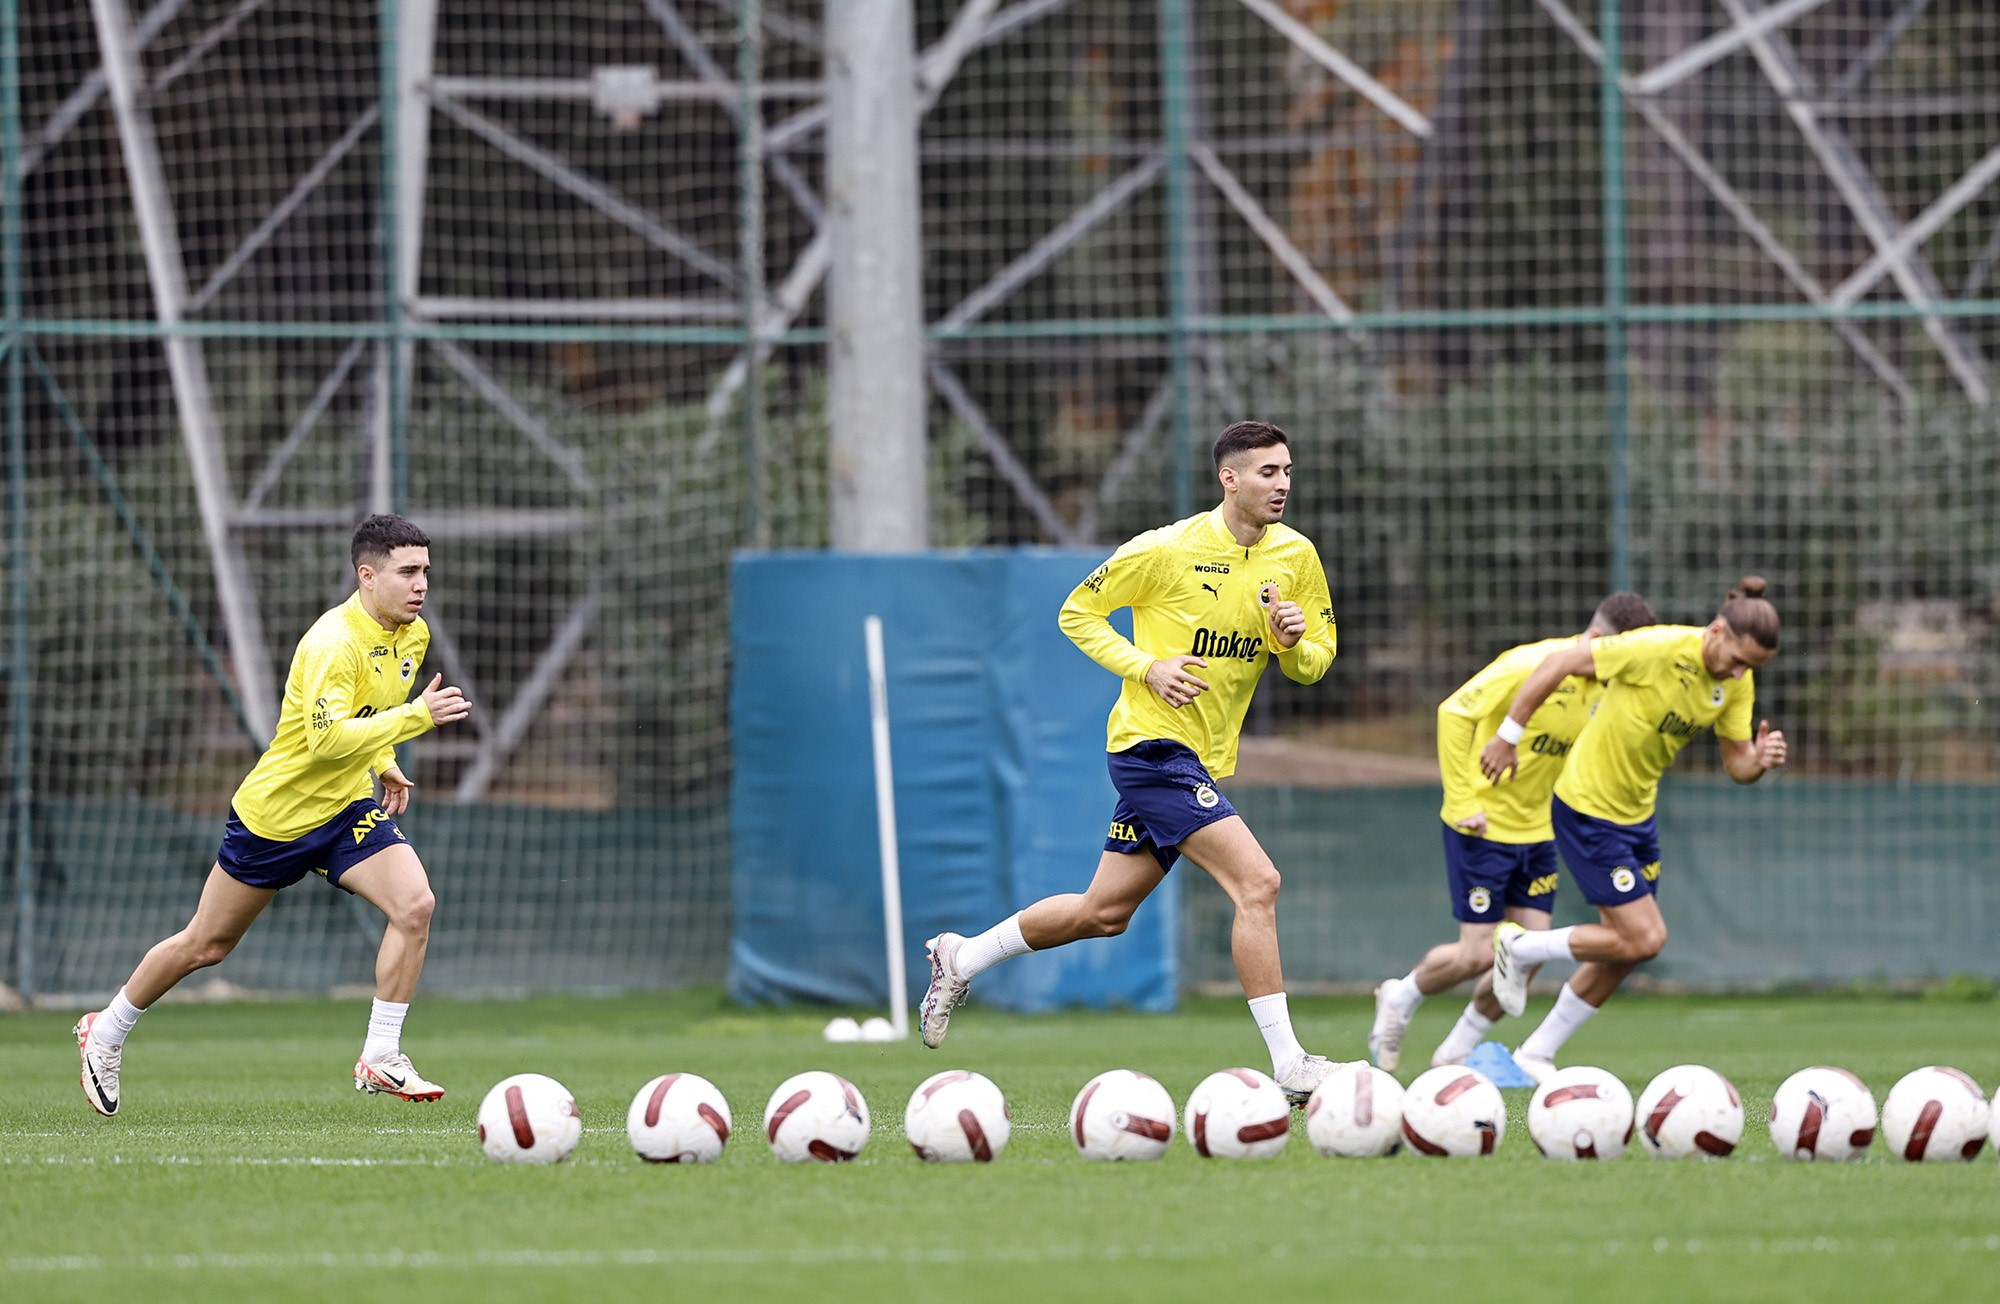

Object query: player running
[73,514,471,1115]
[1367,592,1655,1073]
[1476,576,1787,1082]
[919,420,1346,1104]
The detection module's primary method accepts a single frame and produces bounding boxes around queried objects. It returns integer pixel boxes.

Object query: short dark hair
[351,514,430,570]
[1590,591,1655,635]
[1212,420,1289,474]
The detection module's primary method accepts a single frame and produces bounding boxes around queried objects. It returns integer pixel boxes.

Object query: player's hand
[1453,811,1489,837]
[1754,719,1787,771]
[378,765,415,816]
[1146,656,1210,709]
[1263,584,1304,649]
[1479,737,1518,784]
[420,673,471,726]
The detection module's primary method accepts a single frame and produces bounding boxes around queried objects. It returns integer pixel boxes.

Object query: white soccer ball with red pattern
[477,1073,582,1165]
[1527,1065,1634,1161]
[904,1070,1011,1163]
[1881,1066,1988,1163]
[1400,1065,1506,1157]
[763,1070,870,1163]
[1183,1067,1292,1160]
[1633,1064,1744,1160]
[626,1072,732,1164]
[1069,1069,1176,1161]
[1769,1066,1877,1162]
[1305,1063,1404,1157]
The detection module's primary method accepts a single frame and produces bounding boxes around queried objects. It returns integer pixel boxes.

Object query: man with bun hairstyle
[1475,577,1787,1081]
[917,420,1347,1103]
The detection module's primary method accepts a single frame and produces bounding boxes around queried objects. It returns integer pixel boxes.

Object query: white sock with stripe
[1509,926,1578,967]
[1517,984,1598,1062]
[95,986,145,1049]
[361,999,408,1063]
[1432,1004,1495,1064]
[1382,970,1426,1018]
[1248,992,1306,1077]
[955,913,1032,980]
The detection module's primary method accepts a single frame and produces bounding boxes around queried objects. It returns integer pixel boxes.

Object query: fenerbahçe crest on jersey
[1437,636,1603,844]
[1556,624,1755,825]
[1058,506,1337,778]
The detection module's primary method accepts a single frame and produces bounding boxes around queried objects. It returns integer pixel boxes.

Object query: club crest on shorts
[1194,783,1220,810]
[1611,866,1637,892]
[1467,886,1492,914]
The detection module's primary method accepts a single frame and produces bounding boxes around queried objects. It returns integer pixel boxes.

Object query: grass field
[3,990,1996,1302]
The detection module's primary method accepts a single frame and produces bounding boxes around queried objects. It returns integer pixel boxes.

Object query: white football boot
[1275,1052,1344,1108]
[918,932,970,1050]
[1489,921,1530,1018]
[74,1011,121,1117]
[354,1051,445,1102]
[1367,980,1410,1072]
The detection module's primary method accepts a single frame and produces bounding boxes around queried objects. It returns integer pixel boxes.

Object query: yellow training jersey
[1438,637,1603,844]
[231,592,435,841]
[1555,624,1755,825]
[1058,506,1337,778]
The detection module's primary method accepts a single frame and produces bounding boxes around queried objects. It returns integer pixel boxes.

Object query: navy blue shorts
[216,799,408,891]
[1441,826,1560,923]
[1103,739,1238,872]
[1551,795,1661,908]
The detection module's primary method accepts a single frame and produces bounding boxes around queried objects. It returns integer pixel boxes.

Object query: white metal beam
[1631,0,1832,98]
[1829,140,2000,308]
[1190,144,1355,323]
[1232,0,1432,139]
[453,592,600,802]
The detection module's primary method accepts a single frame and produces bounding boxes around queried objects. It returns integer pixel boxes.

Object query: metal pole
[739,0,769,548]
[2,0,32,1001]
[826,0,927,550]
[1600,0,1630,593]
[1160,0,1195,517]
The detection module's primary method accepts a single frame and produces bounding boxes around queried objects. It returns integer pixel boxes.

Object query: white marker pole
[864,615,909,1040]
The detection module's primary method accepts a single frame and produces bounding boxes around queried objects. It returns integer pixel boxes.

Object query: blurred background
[3,1,1997,1005]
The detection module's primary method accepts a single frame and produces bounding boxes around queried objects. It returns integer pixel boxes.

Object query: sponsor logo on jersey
[1529,734,1572,758]
[1191,628,1264,661]
[1194,783,1220,810]
[1082,563,1110,593]
[1656,710,1705,740]
[1467,886,1492,915]
[1526,872,1560,898]
[1193,562,1230,574]
[1201,582,1221,600]
[1611,866,1637,893]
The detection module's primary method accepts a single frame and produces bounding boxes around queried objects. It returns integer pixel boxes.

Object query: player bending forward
[920,421,1346,1104]
[74,514,471,1115]
[1368,592,1655,1072]
[1477,576,1787,1082]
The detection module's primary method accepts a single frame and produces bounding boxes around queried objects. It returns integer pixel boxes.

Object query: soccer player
[72,514,471,1115]
[1367,592,1656,1073]
[1477,576,1787,1082]
[918,420,1346,1103]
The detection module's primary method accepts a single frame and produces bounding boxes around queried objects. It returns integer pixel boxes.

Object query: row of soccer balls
[476,1060,1996,1166]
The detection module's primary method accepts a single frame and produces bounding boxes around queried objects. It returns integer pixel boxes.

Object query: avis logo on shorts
[1194,783,1220,810]
[1611,866,1638,893]
[1466,886,1492,915]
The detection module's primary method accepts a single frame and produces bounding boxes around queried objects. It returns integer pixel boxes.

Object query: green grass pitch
[3,990,1996,1302]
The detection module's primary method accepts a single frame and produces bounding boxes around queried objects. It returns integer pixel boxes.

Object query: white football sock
[95,986,146,1049]
[1517,983,1598,1062]
[1383,970,1426,1018]
[361,999,409,1062]
[955,913,1031,980]
[1248,992,1307,1075]
[1509,926,1577,967]
[1432,1004,1495,1064]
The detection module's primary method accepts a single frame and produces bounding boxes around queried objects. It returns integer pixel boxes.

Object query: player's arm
[1059,542,1209,708]
[301,646,465,761]
[1438,655,1528,833]
[1477,643,1597,782]
[1716,668,1784,780]
[1268,549,1336,685]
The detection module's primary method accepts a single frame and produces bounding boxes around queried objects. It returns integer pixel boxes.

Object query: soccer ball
[1633,1064,1744,1159]
[1400,1065,1506,1157]
[764,1070,870,1163]
[1769,1066,1877,1162]
[477,1073,582,1165]
[627,1072,732,1164]
[1184,1067,1292,1160]
[1069,1069,1176,1161]
[1527,1066,1634,1161]
[904,1070,1011,1163]
[1305,1063,1404,1158]
[1881,1066,1989,1163]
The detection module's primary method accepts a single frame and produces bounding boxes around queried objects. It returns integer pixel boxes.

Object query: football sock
[1509,926,1577,967]
[1383,970,1426,1017]
[955,913,1031,980]
[96,987,145,1048]
[1432,1005,1495,1064]
[361,999,409,1062]
[1248,992,1307,1076]
[1517,983,1597,1062]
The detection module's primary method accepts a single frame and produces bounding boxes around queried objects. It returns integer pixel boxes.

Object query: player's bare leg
[338,844,445,1101]
[1178,816,1332,1104]
[1392,907,1549,1069]
[922,849,1163,1049]
[1506,897,1664,1081]
[77,865,275,1115]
